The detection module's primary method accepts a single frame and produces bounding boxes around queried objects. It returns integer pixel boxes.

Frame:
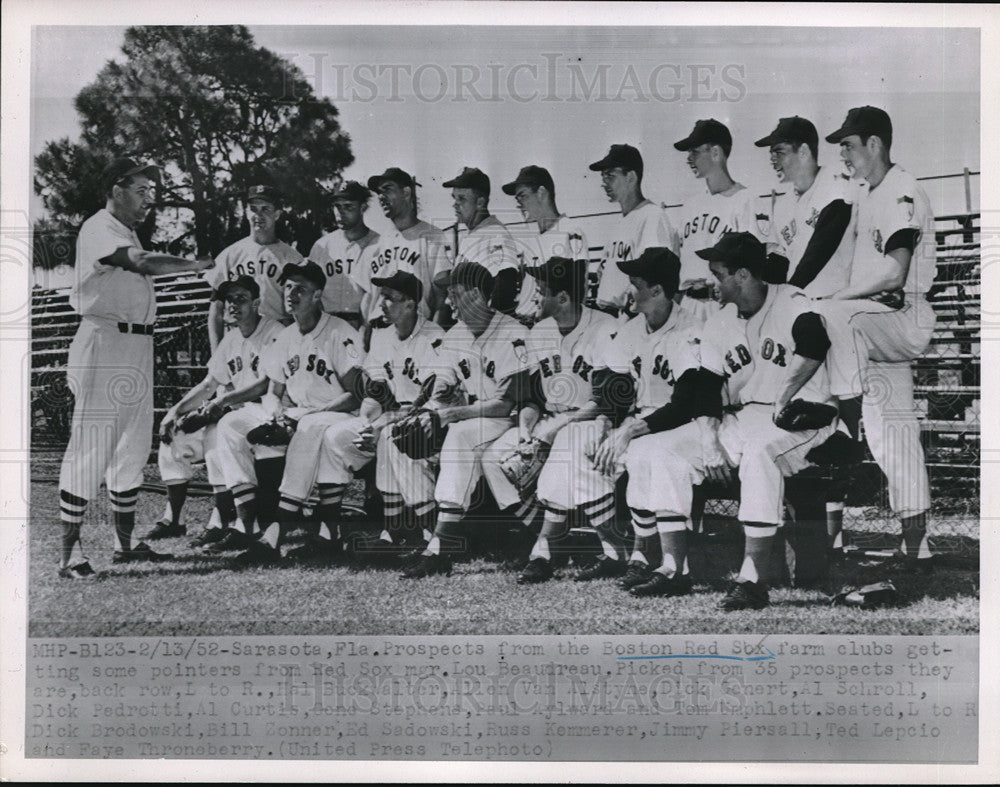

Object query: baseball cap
[277,260,326,290]
[371,270,423,304]
[617,247,681,297]
[247,184,281,205]
[588,144,643,174]
[695,231,766,276]
[501,165,555,196]
[367,167,420,191]
[825,106,892,146]
[442,261,495,294]
[332,180,371,202]
[525,256,588,300]
[673,119,733,157]
[213,275,260,302]
[102,157,160,192]
[442,167,490,194]
[755,116,818,150]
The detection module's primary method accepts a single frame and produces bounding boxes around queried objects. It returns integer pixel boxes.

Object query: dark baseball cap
[442,261,494,294]
[588,144,643,174]
[502,165,555,196]
[248,184,281,205]
[617,247,681,297]
[755,116,818,150]
[442,167,490,194]
[367,167,420,191]
[277,260,326,290]
[102,157,160,192]
[525,256,588,300]
[213,275,260,302]
[371,270,423,304]
[674,119,733,157]
[696,231,766,276]
[332,180,371,202]
[825,106,892,146]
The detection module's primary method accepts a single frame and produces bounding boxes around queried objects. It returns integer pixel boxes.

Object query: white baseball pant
[535,420,616,509]
[375,427,438,506]
[157,424,224,486]
[434,417,513,510]
[215,403,287,490]
[623,421,703,515]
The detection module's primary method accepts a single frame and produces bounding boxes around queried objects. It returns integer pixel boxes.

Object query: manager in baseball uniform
[818,106,937,572]
[307,180,380,329]
[697,232,839,611]
[205,183,302,351]
[502,165,590,324]
[401,261,531,579]
[673,119,767,322]
[444,167,521,316]
[57,157,214,579]
[588,144,680,317]
[360,167,454,327]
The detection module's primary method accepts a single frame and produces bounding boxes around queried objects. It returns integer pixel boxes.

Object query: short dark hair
[792,138,819,162]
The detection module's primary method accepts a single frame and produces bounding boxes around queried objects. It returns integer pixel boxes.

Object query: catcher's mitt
[247,415,297,447]
[830,580,899,609]
[773,399,838,432]
[176,401,229,434]
[390,409,446,460]
[499,438,552,497]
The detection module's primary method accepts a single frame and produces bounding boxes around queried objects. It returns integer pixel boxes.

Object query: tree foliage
[34,25,353,264]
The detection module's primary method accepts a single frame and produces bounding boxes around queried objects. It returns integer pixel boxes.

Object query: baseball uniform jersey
[207,316,284,391]
[595,201,680,311]
[354,220,453,322]
[768,166,857,297]
[308,228,379,316]
[677,185,767,289]
[440,311,530,405]
[527,307,615,411]
[206,236,303,323]
[455,215,520,278]
[510,217,590,321]
[365,317,452,405]
[262,312,364,412]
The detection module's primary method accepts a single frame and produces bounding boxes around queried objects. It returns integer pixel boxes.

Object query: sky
[30,23,980,244]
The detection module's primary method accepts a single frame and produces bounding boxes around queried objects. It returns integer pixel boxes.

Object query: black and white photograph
[2,0,996,781]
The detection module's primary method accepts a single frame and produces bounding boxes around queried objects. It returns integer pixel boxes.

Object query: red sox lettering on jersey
[206,236,303,322]
[207,316,284,392]
[700,284,832,405]
[527,307,615,410]
[365,317,455,404]
[441,312,529,405]
[604,303,702,414]
[262,312,364,411]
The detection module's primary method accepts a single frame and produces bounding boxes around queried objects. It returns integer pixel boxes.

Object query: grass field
[27,475,979,638]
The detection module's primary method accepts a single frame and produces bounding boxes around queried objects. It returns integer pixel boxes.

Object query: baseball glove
[247,415,298,447]
[499,438,552,497]
[176,401,229,434]
[830,580,899,609]
[390,409,447,460]
[773,399,838,432]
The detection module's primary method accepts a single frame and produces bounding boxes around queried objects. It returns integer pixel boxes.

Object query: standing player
[57,157,214,578]
[216,261,365,566]
[588,144,680,316]
[343,270,450,554]
[358,167,454,327]
[819,106,937,571]
[501,165,589,323]
[307,180,379,328]
[483,256,616,583]
[401,262,531,578]
[444,167,521,315]
[205,184,302,351]
[672,119,767,320]
[697,232,839,610]
[580,248,706,591]
[150,276,283,544]
[755,115,855,297]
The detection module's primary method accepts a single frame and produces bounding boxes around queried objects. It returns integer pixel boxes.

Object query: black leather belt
[117,322,155,335]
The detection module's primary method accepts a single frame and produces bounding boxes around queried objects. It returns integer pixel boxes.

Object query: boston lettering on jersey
[683,212,736,240]
[723,339,787,374]
[371,244,420,274]
[321,258,354,277]
[232,259,281,279]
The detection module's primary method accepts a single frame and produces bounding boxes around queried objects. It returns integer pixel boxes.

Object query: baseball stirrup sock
[382,492,405,541]
[826,501,844,549]
[629,509,658,566]
[316,483,347,528]
[232,485,257,534]
[110,488,139,552]
[430,507,464,554]
[513,496,541,530]
[532,505,570,561]
[166,482,188,526]
[259,521,282,550]
[900,512,930,559]
[213,488,237,528]
[277,494,302,523]
[411,501,437,545]
[656,515,689,576]
[582,494,622,561]
[59,490,87,564]
[742,522,778,584]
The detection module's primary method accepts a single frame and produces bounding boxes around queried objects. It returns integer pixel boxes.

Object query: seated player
[150,276,283,546]
[214,261,365,566]
[697,232,839,611]
[400,262,531,578]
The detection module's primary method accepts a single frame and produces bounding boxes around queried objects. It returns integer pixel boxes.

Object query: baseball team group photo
[25,23,980,637]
